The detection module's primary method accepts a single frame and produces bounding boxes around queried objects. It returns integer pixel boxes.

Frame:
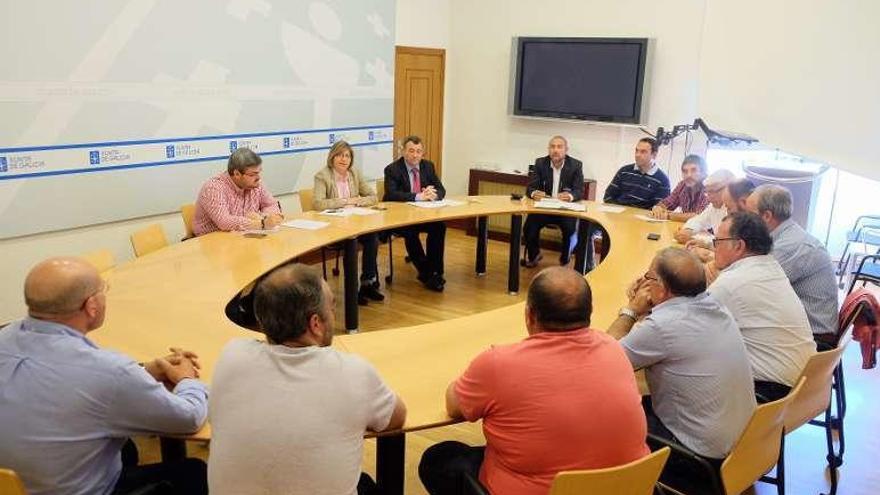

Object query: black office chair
[837,215,880,288]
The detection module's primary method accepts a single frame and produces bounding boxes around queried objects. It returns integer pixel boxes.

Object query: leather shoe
[360,285,385,302]
[523,253,543,268]
[423,273,445,292]
[357,290,369,306]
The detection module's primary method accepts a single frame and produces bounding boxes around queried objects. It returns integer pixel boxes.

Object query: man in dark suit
[523,136,585,267]
[383,135,448,292]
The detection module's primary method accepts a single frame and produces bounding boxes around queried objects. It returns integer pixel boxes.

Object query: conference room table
[90,195,680,494]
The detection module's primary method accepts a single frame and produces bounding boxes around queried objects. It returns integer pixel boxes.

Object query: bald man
[420,267,649,495]
[608,247,755,491]
[0,257,209,495]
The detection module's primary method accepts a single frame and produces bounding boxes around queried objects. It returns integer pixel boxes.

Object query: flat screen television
[513,37,649,124]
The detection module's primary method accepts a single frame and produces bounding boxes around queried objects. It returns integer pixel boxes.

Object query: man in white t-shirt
[208,264,407,495]
[708,212,816,403]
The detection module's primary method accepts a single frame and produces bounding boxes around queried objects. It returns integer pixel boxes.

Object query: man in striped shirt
[746,184,839,344]
[603,137,671,210]
[193,148,283,236]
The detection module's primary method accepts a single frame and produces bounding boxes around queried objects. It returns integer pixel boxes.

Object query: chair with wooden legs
[130,224,169,258]
[180,203,196,241]
[463,447,671,495]
[550,447,671,495]
[80,249,116,273]
[653,378,806,495]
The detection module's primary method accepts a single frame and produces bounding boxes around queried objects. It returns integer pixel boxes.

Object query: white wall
[0,1,451,323]
[442,0,708,198]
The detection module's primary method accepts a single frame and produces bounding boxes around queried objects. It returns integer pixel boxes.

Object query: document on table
[241,226,280,236]
[596,205,625,213]
[319,207,380,217]
[533,199,586,212]
[406,199,465,208]
[282,219,330,230]
[634,214,669,223]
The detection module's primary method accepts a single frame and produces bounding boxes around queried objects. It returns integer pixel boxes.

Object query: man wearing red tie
[383,135,448,292]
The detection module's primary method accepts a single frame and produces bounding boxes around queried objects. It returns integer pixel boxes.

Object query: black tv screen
[513,37,648,124]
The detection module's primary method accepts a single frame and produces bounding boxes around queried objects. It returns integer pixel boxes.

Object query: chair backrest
[0,468,27,495]
[784,333,850,432]
[721,378,805,495]
[375,180,385,201]
[130,224,169,258]
[80,249,116,273]
[549,447,670,495]
[180,203,196,240]
[298,188,314,213]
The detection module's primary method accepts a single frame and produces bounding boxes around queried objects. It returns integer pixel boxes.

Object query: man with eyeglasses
[708,212,816,403]
[193,147,283,235]
[673,169,735,244]
[608,247,755,492]
[0,257,209,495]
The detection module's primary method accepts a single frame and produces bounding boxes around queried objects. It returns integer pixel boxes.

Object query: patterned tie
[410,167,421,194]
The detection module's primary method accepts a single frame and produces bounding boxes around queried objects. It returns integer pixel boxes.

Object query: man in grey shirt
[608,247,756,486]
[746,184,839,346]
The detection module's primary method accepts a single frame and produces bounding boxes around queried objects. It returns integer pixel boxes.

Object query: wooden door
[394,46,445,176]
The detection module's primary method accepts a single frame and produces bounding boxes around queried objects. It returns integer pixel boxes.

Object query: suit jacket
[526,155,585,201]
[383,157,446,202]
[312,166,377,210]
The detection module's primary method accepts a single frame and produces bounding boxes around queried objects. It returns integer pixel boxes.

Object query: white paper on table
[241,226,280,235]
[406,199,464,208]
[281,219,330,230]
[634,214,669,223]
[534,199,586,212]
[318,207,380,217]
[597,205,625,213]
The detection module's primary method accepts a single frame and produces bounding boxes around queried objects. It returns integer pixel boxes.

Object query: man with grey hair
[608,248,755,489]
[209,264,406,495]
[522,135,585,267]
[746,184,839,344]
[673,168,735,244]
[193,147,283,235]
[0,257,208,495]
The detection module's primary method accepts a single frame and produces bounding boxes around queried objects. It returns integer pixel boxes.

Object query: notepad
[533,199,586,212]
[282,219,330,230]
[634,214,668,223]
[319,207,379,217]
[597,205,625,213]
[406,199,464,208]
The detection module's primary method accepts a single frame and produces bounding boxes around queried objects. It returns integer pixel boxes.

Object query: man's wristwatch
[618,306,638,321]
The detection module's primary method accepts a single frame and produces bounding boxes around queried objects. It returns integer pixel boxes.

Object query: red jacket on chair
[839,288,880,369]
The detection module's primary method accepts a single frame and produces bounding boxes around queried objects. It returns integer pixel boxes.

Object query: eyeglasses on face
[712,237,740,248]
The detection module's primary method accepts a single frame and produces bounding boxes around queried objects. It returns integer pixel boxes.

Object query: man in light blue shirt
[608,247,756,492]
[0,257,209,495]
[746,184,839,345]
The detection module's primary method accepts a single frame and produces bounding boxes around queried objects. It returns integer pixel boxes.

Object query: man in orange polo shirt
[418,267,649,495]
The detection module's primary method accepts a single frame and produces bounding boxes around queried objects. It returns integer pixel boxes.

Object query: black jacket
[526,155,584,200]
[383,157,446,202]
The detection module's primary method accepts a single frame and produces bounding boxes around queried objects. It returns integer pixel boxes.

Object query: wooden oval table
[90,196,679,494]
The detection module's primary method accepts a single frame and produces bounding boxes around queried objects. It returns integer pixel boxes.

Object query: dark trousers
[419,441,486,495]
[358,233,380,284]
[113,440,207,495]
[523,214,577,262]
[754,380,792,404]
[401,221,447,276]
[642,397,724,494]
[356,472,379,495]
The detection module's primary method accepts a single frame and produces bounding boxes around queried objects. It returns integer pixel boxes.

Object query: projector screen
[0,0,395,239]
